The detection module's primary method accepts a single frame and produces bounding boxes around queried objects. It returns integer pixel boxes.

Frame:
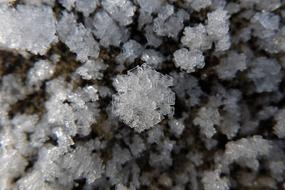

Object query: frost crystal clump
[248,57,282,92]
[0,5,57,55]
[112,65,175,132]
[38,144,103,186]
[91,10,129,47]
[174,48,205,73]
[75,59,107,80]
[193,100,220,138]
[75,0,98,16]
[58,0,98,15]
[141,49,164,68]
[116,40,144,64]
[181,24,211,51]
[102,0,136,26]
[207,9,231,51]
[153,4,189,38]
[251,11,280,39]
[223,136,271,169]
[216,51,247,80]
[274,109,285,138]
[202,168,229,190]
[188,0,212,11]
[46,79,99,136]
[28,60,55,86]
[57,12,99,62]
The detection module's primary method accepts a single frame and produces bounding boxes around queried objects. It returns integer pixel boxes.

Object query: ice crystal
[112,65,175,132]
[57,12,100,62]
[174,48,205,73]
[28,60,55,86]
[0,5,57,55]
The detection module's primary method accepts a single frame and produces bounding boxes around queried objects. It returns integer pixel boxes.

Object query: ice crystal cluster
[0,0,285,190]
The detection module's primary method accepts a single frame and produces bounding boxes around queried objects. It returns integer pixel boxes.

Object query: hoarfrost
[187,0,212,11]
[181,24,211,51]
[153,4,189,39]
[102,0,136,26]
[75,59,107,80]
[207,9,231,51]
[0,0,285,189]
[91,10,129,47]
[112,65,175,132]
[274,109,285,138]
[216,51,247,80]
[193,100,220,138]
[202,168,230,190]
[57,12,100,62]
[75,0,98,16]
[28,60,55,86]
[0,5,57,55]
[116,40,144,64]
[223,136,271,169]
[174,48,205,73]
[248,57,282,93]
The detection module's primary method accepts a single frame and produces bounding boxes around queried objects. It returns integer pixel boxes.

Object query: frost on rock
[144,25,163,48]
[216,51,247,80]
[141,49,164,68]
[28,60,55,86]
[58,0,75,11]
[91,10,129,47]
[153,4,189,39]
[251,11,280,39]
[112,65,175,132]
[149,138,175,168]
[75,59,107,80]
[75,0,98,16]
[20,0,55,6]
[181,24,211,51]
[274,109,285,138]
[136,0,162,14]
[174,48,205,73]
[105,145,132,184]
[0,74,27,106]
[187,0,212,11]
[0,127,28,190]
[168,119,185,137]
[147,127,163,144]
[116,40,144,64]
[11,114,39,156]
[172,72,203,107]
[249,11,283,54]
[193,100,220,138]
[0,74,28,127]
[216,88,241,139]
[207,9,231,51]
[257,26,285,54]
[102,0,136,26]
[46,78,99,136]
[248,57,282,93]
[37,143,103,186]
[0,5,57,55]
[57,12,100,62]
[202,168,230,190]
[126,134,146,157]
[223,136,271,170]
[239,0,281,11]
[17,170,63,190]
[59,0,98,16]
